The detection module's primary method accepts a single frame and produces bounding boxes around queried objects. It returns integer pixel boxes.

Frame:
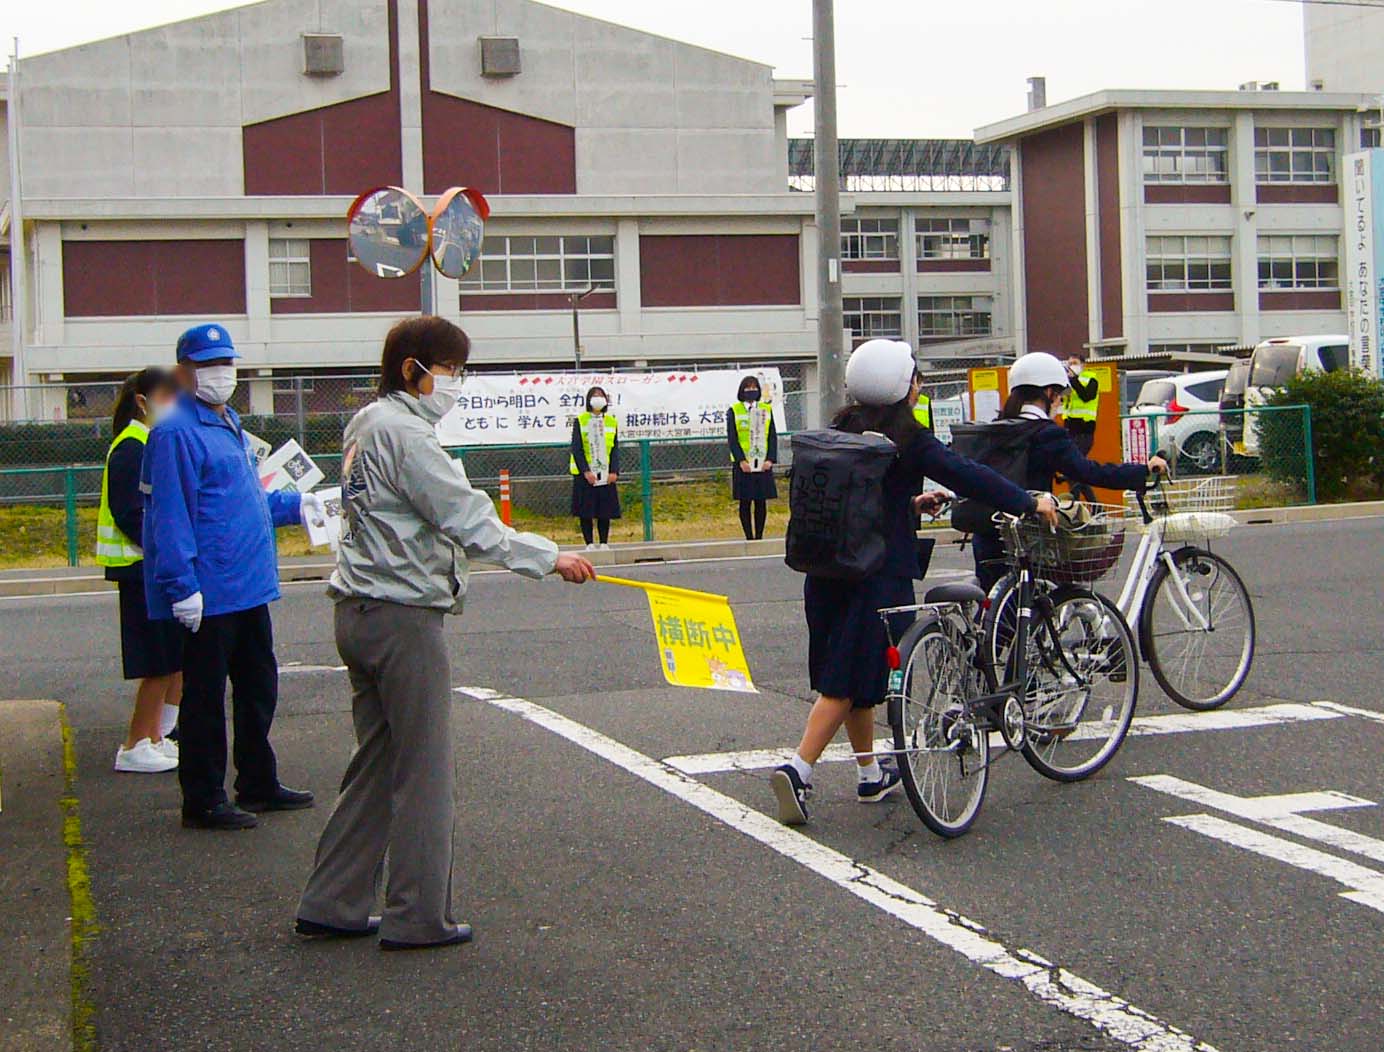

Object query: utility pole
[8,43,30,421]
[812,0,845,421]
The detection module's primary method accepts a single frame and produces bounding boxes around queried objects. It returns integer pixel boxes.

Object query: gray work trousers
[297,597,460,944]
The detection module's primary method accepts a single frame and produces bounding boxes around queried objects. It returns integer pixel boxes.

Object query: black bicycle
[881,502,1139,838]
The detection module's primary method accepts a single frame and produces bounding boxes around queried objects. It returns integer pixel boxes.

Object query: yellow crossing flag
[599,575,757,693]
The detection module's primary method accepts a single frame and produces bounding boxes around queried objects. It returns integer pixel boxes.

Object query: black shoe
[770,764,812,826]
[295,915,382,940]
[857,758,902,804]
[237,785,315,813]
[182,801,258,830]
[379,924,474,951]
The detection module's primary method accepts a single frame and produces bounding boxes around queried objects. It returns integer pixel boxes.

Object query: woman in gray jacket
[295,316,594,950]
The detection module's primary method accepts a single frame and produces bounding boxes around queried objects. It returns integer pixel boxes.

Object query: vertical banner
[747,405,770,471]
[585,414,609,483]
[1345,148,1384,380]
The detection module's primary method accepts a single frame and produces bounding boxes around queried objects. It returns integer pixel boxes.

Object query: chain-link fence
[1123,404,1316,507]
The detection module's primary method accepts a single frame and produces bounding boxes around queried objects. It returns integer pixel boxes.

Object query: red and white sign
[1123,416,1150,465]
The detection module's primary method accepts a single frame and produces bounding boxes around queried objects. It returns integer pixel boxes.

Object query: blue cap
[176,324,240,363]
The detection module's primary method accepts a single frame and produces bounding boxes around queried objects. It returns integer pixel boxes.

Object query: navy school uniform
[726,407,779,502]
[570,418,622,520]
[804,428,1034,708]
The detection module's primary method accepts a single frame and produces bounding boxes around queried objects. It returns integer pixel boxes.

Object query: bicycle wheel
[888,616,989,838]
[981,572,1020,688]
[1018,587,1138,782]
[1140,546,1255,711]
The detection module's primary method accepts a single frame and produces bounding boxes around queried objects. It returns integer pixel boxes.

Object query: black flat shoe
[295,916,382,940]
[181,802,258,830]
[237,785,315,812]
[379,925,473,951]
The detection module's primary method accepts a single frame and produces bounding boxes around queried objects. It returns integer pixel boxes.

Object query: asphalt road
[3,516,1383,1052]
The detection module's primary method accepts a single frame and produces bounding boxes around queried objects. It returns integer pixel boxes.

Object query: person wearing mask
[1062,355,1101,456]
[912,370,933,431]
[142,323,324,831]
[968,352,1166,591]
[569,386,621,550]
[727,375,778,541]
[98,367,184,774]
[295,316,595,950]
[771,340,1059,826]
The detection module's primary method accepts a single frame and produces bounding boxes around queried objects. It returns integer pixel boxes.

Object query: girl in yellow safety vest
[569,385,621,550]
[97,368,185,774]
[726,375,778,540]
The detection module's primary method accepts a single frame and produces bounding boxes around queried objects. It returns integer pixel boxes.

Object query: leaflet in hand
[304,486,343,550]
[259,439,325,494]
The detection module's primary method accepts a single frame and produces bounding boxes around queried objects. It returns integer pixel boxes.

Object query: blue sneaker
[857,758,902,804]
[770,764,812,826]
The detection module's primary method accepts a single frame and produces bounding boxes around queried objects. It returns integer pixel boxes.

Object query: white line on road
[1162,813,1384,916]
[476,687,1217,1052]
[664,703,1343,776]
[1314,701,1384,725]
[280,663,347,674]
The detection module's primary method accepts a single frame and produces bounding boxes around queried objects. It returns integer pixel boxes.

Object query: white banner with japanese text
[435,369,787,446]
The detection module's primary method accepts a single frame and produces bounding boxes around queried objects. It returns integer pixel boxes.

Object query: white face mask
[417,371,466,422]
[147,398,178,426]
[589,396,608,412]
[195,364,237,406]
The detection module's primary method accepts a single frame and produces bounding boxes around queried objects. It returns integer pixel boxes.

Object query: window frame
[460,234,617,294]
[1253,126,1336,184]
[1141,126,1230,185]
[268,237,313,299]
[1256,233,1340,291]
[842,295,904,340]
[916,294,993,338]
[1145,235,1234,292]
[840,217,900,261]
[915,217,990,260]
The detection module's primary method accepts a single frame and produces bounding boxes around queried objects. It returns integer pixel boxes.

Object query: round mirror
[430,186,490,279]
[346,187,430,278]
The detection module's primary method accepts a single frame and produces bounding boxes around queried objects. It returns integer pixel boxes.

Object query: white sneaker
[114,738,178,774]
[585,543,599,551]
[154,737,179,761]
[598,543,612,551]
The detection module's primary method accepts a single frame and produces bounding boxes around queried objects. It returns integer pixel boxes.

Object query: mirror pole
[420,264,436,315]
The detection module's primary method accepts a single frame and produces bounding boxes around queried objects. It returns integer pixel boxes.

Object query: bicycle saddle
[924,580,987,605]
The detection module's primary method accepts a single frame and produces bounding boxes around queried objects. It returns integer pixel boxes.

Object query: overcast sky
[2,0,1309,136]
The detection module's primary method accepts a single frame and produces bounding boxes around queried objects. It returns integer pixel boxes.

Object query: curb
[3,499,1381,598]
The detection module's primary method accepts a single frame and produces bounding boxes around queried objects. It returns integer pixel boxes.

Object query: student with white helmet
[966,351,1167,591]
[771,339,1058,826]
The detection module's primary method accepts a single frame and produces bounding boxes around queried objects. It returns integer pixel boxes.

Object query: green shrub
[1268,370,1384,501]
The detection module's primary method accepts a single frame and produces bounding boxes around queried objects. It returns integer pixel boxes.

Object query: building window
[461,235,616,293]
[840,217,899,260]
[842,296,903,340]
[268,238,312,298]
[1362,119,1381,150]
[917,295,992,338]
[1254,127,1335,183]
[1142,126,1229,184]
[272,376,316,394]
[916,218,990,260]
[1145,235,1233,291]
[1257,234,1339,290]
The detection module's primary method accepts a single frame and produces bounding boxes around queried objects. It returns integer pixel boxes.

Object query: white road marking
[476,687,1217,1052]
[279,663,347,674]
[1132,774,1384,865]
[664,703,1343,776]
[1314,700,1384,725]
[1162,813,1384,917]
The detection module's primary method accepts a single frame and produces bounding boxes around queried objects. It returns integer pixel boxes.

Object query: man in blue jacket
[143,324,322,830]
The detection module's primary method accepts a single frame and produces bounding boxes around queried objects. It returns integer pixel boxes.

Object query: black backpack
[948,418,1048,536]
[785,430,897,581]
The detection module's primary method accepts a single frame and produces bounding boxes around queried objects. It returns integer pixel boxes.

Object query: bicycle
[880,502,1139,838]
[984,475,1255,711]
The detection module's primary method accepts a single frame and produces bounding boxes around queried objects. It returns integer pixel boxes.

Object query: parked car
[1119,369,1176,414]
[1219,358,1252,456]
[1243,335,1349,455]
[1129,370,1228,473]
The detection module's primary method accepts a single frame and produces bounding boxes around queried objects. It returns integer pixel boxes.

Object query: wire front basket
[1126,475,1238,542]
[1000,501,1128,585]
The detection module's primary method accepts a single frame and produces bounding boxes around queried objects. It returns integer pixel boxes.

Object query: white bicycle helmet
[845,339,916,406]
[1008,351,1070,391]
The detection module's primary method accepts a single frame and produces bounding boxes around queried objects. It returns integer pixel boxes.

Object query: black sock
[580,518,594,545]
[597,518,611,544]
[738,501,754,540]
[753,500,767,540]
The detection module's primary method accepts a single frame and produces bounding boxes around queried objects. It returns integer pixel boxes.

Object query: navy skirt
[571,475,622,519]
[731,465,778,502]
[804,574,916,708]
[117,573,184,681]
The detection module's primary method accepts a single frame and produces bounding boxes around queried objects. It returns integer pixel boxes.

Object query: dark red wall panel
[1095,113,1123,339]
[1147,292,1235,313]
[1256,184,1339,204]
[1144,184,1232,204]
[270,239,420,314]
[843,259,900,274]
[421,93,576,195]
[639,235,801,307]
[1259,289,1341,311]
[460,292,616,312]
[915,258,991,273]
[65,241,246,317]
[1021,124,1088,355]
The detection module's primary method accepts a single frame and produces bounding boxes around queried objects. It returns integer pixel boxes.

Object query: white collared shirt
[1018,404,1050,421]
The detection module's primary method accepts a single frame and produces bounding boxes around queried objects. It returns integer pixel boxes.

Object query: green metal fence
[1122,403,1317,506]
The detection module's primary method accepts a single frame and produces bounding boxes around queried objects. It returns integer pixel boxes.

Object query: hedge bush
[1267,370,1384,501]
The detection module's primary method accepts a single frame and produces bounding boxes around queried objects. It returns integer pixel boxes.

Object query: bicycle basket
[1001,501,1127,585]
[1126,476,1237,542]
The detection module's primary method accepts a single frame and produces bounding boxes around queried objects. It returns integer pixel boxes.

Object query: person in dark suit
[726,375,778,540]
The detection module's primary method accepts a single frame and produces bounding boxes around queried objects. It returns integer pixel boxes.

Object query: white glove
[299,491,325,529]
[172,591,204,634]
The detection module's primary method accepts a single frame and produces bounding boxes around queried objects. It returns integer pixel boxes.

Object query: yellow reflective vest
[913,394,932,430]
[1065,373,1099,422]
[569,411,618,475]
[95,420,149,567]
[730,401,772,462]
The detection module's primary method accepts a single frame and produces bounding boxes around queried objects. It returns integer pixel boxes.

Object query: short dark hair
[378,316,472,396]
[112,367,178,435]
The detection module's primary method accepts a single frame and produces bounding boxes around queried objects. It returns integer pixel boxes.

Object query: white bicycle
[983,475,1255,710]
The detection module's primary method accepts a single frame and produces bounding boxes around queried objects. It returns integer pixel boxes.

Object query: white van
[1242,334,1349,454]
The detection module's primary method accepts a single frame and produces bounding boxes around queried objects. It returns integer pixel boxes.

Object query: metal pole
[420,262,435,315]
[8,44,30,421]
[294,378,307,448]
[813,0,846,421]
[64,466,78,567]
[570,284,596,371]
[1302,404,1317,505]
[639,439,653,542]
